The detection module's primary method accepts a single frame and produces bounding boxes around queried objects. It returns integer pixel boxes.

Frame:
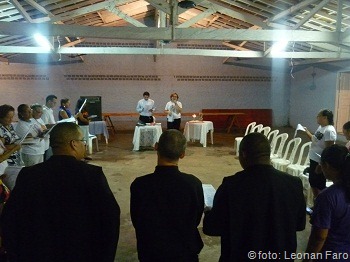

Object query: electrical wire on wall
[290,42,295,78]
[57,36,61,61]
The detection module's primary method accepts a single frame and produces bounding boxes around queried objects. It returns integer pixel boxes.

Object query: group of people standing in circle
[136,91,183,130]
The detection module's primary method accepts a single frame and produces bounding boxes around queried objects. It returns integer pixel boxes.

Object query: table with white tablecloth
[89,121,109,144]
[184,121,214,147]
[132,124,163,151]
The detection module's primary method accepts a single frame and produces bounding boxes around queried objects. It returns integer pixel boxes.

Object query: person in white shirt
[42,95,57,127]
[136,91,155,124]
[15,104,45,167]
[164,93,182,130]
[303,109,336,200]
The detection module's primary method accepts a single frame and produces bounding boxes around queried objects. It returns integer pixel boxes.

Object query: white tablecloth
[184,121,214,147]
[89,121,109,143]
[132,124,163,151]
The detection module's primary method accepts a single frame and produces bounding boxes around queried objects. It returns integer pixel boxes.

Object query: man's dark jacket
[1,155,120,262]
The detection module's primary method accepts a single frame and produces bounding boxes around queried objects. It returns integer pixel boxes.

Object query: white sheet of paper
[294,123,306,138]
[202,184,216,208]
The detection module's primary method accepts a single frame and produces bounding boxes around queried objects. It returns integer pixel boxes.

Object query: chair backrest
[259,126,271,137]
[244,122,256,136]
[251,124,263,133]
[294,141,312,166]
[281,137,302,162]
[271,133,289,158]
[267,129,279,148]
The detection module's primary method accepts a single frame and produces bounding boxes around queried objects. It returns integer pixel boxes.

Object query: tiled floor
[90,127,311,261]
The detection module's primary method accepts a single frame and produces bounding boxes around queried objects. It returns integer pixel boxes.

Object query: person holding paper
[75,98,92,161]
[303,109,336,200]
[0,105,21,166]
[42,94,57,127]
[15,104,45,166]
[136,91,155,124]
[58,98,74,121]
[31,104,50,159]
[164,92,182,130]
[130,129,204,261]
[1,122,120,262]
[203,133,305,262]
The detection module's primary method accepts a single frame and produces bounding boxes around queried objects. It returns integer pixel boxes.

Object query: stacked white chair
[270,133,289,159]
[267,130,279,149]
[236,124,263,156]
[259,126,271,136]
[286,142,311,177]
[235,122,256,156]
[299,173,314,208]
[272,137,302,172]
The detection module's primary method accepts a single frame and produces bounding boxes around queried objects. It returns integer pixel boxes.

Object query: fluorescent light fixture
[33,33,52,51]
[271,40,288,56]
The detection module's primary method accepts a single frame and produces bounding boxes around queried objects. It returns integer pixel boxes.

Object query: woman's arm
[303,127,313,140]
[75,112,89,124]
[303,226,328,262]
[59,110,69,119]
[0,144,20,163]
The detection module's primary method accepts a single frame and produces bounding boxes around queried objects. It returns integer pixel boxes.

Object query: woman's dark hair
[320,109,334,125]
[75,98,87,114]
[322,145,350,201]
[60,98,70,106]
[0,104,15,119]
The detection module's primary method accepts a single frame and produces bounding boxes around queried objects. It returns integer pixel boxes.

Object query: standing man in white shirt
[136,91,156,124]
[42,95,57,160]
[42,95,57,127]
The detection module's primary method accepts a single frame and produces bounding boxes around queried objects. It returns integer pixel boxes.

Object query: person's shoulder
[131,173,154,186]
[179,172,202,184]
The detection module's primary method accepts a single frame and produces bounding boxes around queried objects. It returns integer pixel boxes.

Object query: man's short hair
[50,122,81,149]
[143,92,150,96]
[240,132,271,159]
[157,130,186,160]
[46,95,57,103]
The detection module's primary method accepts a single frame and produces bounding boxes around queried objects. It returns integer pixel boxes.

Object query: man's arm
[91,168,120,262]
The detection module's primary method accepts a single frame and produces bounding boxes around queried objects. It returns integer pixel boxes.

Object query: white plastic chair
[235,122,256,156]
[88,134,99,155]
[272,137,302,172]
[259,126,271,137]
[270,133,289,159]
[251,124,263,133]
[299,172,314,208]
[267,129,279,148]
[286,142,311,177]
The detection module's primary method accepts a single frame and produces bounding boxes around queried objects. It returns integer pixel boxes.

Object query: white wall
[1,54,291,129]
[289,67,337,131]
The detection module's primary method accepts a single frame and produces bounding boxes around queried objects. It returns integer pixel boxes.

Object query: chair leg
[95,138,99,152]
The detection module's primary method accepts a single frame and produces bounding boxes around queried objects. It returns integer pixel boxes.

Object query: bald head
[157,129,187,161]
[50,123,86,160]
[239,132,271,168]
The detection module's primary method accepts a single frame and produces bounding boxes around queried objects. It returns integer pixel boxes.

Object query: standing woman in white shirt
[303,109,337,200]
[164,93,182,130]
